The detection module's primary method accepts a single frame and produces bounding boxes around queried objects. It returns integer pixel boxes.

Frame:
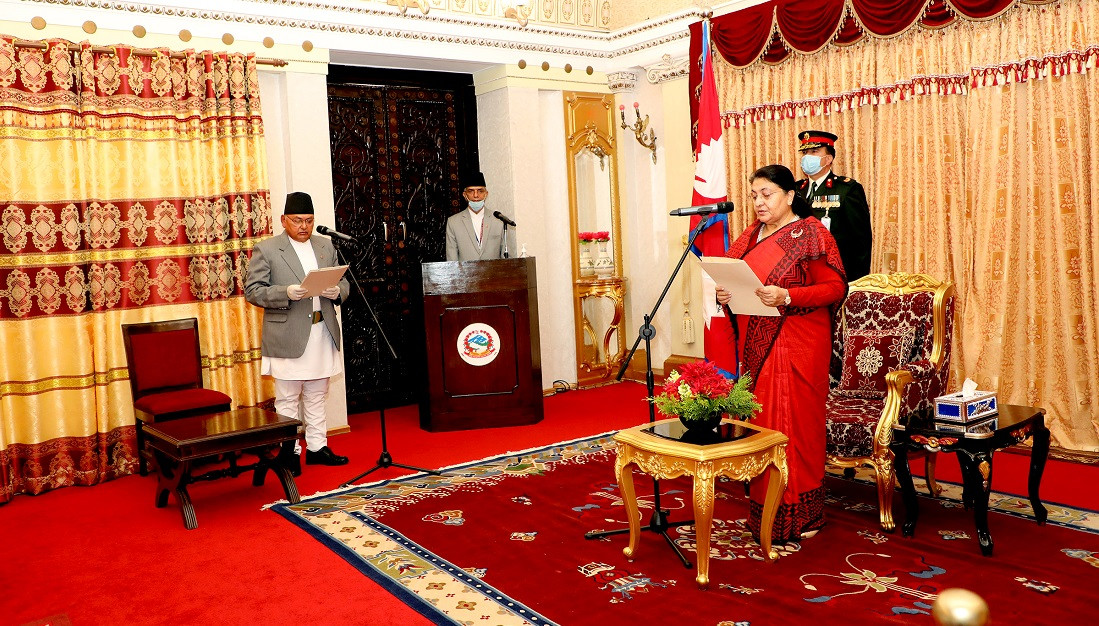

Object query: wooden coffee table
[891,404,1050,555]
[614,418,789,589]
[142,408,302,529]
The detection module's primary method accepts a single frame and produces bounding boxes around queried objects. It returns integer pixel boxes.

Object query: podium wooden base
[420,258,543,432]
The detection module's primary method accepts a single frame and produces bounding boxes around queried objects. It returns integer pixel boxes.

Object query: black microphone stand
[583,215,716,570]
[331,239,440,487]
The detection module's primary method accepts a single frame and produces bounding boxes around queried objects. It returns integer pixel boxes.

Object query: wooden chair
[825,273,955,531]
[122,318,232,476]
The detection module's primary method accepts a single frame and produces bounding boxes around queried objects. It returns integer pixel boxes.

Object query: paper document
[699,257,780,317]
[299,265,348,298]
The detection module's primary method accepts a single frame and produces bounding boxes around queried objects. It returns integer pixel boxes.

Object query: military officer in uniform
[795,130,872,281]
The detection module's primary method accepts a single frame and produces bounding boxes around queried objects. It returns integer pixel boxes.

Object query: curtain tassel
[682,310,695,345]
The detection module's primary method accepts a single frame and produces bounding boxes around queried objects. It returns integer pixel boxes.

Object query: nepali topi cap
[797,130,839,151]
[284,191,314,215]
[461,171,487,189]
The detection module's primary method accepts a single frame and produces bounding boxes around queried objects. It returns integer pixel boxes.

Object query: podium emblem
[457,322,501,366]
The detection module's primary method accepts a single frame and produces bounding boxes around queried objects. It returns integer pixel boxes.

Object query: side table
[142,408,302,529]
[891,404,1050,555]
[614,418,789,589]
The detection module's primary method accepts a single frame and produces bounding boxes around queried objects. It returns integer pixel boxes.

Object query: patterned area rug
[271,435,1099,625]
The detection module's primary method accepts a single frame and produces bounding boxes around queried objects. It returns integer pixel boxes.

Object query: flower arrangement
[578,231,610,243]
[650,361,761,422]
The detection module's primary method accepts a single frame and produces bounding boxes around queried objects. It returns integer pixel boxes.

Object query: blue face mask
[800,154,823,177]
[468,200,485,212]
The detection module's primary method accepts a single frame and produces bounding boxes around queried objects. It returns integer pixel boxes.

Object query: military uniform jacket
[797,172,872,281]
[243,232,351,359]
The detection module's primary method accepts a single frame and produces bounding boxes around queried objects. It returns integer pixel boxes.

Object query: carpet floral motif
[272,436,1099,625]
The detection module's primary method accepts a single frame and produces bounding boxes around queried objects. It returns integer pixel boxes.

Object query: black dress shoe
[277,448,302,477]
[305,446,349,466]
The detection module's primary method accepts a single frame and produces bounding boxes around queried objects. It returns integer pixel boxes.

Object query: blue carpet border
[266,434,616,625]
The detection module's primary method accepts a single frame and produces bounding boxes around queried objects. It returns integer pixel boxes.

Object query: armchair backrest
[830,273,956,404]
[121,318,205,401]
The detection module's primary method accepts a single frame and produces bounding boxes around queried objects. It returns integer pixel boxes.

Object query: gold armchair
[824,273,955,531]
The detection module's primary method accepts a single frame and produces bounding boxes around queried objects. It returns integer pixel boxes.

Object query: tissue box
[934,390,998,424]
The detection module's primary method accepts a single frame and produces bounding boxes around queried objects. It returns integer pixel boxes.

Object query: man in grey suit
[445,171,517,261]
[244,192,351,474]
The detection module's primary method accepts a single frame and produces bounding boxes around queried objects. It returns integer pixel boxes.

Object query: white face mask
[800,154,823,177]
[468,200,485,212]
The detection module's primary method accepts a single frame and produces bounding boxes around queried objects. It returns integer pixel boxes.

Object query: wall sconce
[620,102,658,164]
[394,0,430,16]
[504,0,532,27]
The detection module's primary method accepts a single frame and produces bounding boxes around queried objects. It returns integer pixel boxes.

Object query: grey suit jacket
[244,232,351,359]
[445,209,517,261]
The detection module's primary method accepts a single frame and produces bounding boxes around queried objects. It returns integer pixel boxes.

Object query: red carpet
[2,381,1097,625]
[272,434,1099,624]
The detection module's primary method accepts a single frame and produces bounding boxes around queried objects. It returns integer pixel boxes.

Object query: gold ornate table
[614,418,789,589]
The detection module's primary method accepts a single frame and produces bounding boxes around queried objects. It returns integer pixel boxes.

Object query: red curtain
[702,0,1030,66]
[691,0,1050,126]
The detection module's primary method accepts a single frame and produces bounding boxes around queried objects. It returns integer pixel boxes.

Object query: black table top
[643,420,759,446]
[896,404,1044,440]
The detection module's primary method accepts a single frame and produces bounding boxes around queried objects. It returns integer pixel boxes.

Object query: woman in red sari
[716,164,846,542]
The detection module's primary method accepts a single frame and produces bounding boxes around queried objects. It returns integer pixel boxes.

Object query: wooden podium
[420,257,543,431]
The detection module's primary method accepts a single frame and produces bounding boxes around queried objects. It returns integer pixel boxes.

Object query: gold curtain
[0,38,273,502]
[713,0,1099,450]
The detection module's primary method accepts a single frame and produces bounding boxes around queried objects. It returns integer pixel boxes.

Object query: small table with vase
[613,417,789,589]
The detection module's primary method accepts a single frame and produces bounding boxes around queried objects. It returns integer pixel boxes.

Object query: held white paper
[699,257,780,317]
[299,265,349,298]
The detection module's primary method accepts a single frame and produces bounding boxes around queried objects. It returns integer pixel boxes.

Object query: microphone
[316,225,357,242]
[492,211,517,227]
[668,201,735,217]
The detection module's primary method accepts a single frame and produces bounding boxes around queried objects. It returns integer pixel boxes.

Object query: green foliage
[649,363,761,422]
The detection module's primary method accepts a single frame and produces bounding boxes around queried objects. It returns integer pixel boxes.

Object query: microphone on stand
[492,211,517,227]
[668,201,735,217]
[316,225,357,242]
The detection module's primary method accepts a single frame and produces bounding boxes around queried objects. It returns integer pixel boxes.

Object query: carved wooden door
[327,68,477,412]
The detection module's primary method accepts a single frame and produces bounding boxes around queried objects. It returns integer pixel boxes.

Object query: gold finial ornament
[931,588,990,626]
[31,17,46,30]
[82,21,97,34]
[222,33,234,45]
[179,30,192,42]
[263,37,274,48]
[302,41,313,52]
[133,25,147,38]
[394,0,431,15]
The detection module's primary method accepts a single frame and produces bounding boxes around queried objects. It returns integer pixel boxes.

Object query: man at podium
[445,171,517,261]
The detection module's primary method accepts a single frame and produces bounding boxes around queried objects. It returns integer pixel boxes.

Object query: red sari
[725,217,846,541]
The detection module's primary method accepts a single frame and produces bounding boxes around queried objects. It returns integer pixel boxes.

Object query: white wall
[258,68,350,435]
[475,83,577,388]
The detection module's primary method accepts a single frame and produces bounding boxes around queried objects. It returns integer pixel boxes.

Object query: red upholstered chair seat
[134,388,233,417]
[825,394,886,458]
[122,318,234,475]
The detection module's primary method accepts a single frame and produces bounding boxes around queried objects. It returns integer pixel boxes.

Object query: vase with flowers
[650,361,761,433]
[591,231,613,277]
[577,232,596,276]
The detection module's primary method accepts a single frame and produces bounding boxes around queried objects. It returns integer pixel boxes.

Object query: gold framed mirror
[564,92,626,387]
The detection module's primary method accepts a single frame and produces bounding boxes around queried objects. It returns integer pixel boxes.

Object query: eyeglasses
[284,216,314,227]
